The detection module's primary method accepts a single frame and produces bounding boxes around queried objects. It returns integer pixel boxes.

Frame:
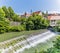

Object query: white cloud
[48,11,60,14]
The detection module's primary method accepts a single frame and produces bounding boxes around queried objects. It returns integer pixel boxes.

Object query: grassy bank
[0,29,47,42]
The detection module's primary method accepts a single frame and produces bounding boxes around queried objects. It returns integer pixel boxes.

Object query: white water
[1,31,56,53]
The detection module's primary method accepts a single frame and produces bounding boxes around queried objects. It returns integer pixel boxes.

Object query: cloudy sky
[0,0,60,14]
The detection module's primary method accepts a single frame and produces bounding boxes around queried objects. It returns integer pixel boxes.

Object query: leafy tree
[10,25,25,32]
[42,18,49,28]
[12,14,20,22]
[26,21,34,30]
[20,17,27,25]
[8,7,15,19]
[2,6,9,18]
[0,8,5,17]
[0,20,9,33]
[42,11,48,18]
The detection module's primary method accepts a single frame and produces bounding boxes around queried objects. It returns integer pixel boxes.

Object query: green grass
[0,29,47,42]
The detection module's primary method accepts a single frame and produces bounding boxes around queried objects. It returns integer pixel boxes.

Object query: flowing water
[0,31,56,53]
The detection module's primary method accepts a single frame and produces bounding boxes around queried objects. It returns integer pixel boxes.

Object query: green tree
[0,8,5,17]
[20,17,27,25]
[12,14,20,22]
[26,21,34,30]
[0,20,9,33]
[8,7,15,19]
[2,6,9,18]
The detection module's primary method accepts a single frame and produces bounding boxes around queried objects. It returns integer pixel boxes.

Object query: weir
[0,31,56,53]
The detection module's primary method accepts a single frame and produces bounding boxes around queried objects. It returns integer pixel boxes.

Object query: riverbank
[0,29,47,42]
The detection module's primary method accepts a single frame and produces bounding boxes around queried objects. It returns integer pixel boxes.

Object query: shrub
[9,25,25,32]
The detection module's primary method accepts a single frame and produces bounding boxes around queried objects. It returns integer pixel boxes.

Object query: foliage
[0,6,49,33]
[2,6,9,18]
[26,21,34,30]
[0,21,9,33]
[8,7,15,20]
[34,36,60,53]
[53,36,60,49]
[9,25,25,32]
[0,8,5,17]
[12,14,21,22]
[53,20,60,32]
[45,36,60,53]
[20,17,27,25]
[25,15,49,30]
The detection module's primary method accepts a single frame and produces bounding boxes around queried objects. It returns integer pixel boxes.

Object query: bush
[26,21,34,30]
[0,20,9,33]
[53,26,60,32]
[9,25,25,32]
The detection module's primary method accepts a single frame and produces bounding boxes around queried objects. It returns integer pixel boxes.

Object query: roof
[33,11,41,14]
[21,12,31,17]
[48,13,60,16]
[48,15,60,20]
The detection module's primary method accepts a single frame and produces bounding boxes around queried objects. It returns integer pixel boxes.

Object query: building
[48,14,60,26]
[33,11,42,15]
[21,12,31,18]
[21,11,42,18]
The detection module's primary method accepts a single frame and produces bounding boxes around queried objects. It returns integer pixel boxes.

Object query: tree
[42,18,49,28]
[8,7,15,19]
[42,11,48,18]
[0,8,5,17]
[26,21,34,30]
[0,20,9,33]
[2,6,9,18]
[20,17,27,25]
[12,14,20,22]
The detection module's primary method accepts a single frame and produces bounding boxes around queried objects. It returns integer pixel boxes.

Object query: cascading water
[0,31,56,53]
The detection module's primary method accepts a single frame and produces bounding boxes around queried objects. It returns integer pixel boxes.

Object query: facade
[48,14,60,26]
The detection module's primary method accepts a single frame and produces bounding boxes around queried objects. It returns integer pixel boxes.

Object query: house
[21,12,31,18]
[21,11,42,18]
[33,11,42,15]
[48,14,60,26]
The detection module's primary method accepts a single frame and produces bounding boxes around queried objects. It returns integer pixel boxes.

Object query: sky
[0,0,60,14]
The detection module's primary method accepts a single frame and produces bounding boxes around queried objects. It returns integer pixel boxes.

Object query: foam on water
[1,31,56,53]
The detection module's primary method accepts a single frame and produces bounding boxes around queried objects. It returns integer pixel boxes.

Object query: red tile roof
[48,15,60,20]
[33,11,41,14]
